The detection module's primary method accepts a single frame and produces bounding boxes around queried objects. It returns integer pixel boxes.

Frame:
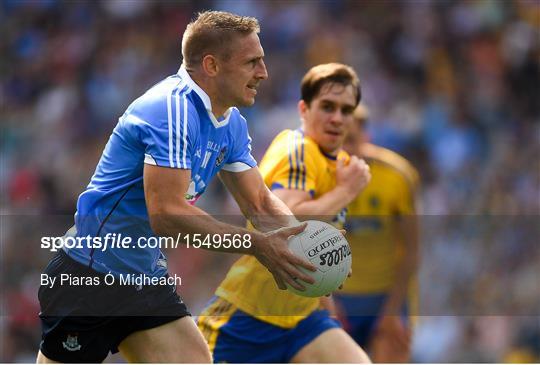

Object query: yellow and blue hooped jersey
[215,129,349,328]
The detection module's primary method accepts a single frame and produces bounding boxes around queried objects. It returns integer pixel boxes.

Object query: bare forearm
[247,190,298,232]
[150,203,261,254]
[218,169,298,233]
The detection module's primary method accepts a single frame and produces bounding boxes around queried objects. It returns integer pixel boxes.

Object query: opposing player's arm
[272,188,347,219]
[144,164,316,290]
[273,156,371,220]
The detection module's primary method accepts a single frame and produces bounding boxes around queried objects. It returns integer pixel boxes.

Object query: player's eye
[342,107,354,115]
[322,104,334,112]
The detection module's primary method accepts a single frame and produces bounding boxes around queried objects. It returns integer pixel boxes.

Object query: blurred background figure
[336,104,419,363]
[1,0,539,362]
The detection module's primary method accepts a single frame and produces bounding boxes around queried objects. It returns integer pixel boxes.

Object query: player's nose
[330,110,344,125]
[255,59,268,80]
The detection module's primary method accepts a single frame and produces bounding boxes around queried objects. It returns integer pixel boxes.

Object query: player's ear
[202,55,219,77]
[298,100,308,119]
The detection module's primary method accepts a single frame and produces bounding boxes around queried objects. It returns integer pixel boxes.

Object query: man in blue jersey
[37,11,316,363]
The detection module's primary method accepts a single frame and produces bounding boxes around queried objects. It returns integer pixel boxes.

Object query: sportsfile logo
[307,234,343,258]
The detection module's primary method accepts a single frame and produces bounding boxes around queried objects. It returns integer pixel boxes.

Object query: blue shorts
[333,293,408,347]
[197,297,341,363]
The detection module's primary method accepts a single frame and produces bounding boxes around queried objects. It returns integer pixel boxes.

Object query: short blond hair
[182,11,260,68]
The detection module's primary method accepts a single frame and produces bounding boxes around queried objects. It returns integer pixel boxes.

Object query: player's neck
[189,71,228,118]
[207,95,228,118]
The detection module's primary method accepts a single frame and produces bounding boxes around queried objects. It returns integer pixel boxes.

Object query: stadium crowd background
[1,0,539,362]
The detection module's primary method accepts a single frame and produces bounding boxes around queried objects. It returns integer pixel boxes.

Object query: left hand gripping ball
[286,220,352,297]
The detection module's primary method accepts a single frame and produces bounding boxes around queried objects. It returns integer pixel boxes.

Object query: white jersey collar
[178,65,232,128]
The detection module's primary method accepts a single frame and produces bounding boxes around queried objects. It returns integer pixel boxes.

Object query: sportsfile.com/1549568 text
[40,233,252,252]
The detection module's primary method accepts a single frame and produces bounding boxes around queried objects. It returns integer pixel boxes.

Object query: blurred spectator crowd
[1,0,539,362]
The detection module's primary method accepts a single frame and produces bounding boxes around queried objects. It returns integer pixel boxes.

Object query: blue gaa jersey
[65,66,257,277]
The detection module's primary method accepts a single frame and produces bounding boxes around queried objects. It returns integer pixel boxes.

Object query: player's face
[217,32,268,108]
[300,83,357,155]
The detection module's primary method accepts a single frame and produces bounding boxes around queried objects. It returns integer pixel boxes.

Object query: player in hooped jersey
[37,11,317,363]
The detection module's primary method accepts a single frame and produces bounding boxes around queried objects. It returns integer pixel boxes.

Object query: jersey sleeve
[222,113,257,172]
[126,89,195,169]
[267,131,317,197]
